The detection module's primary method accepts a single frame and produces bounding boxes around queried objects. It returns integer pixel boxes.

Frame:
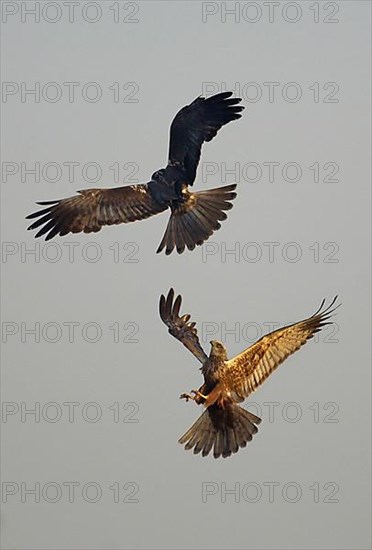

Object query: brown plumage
[26,92,243,254]
[26,185,167,240]
[159,289,340,459]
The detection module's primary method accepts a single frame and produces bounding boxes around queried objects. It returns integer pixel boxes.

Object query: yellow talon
[191,389,208,400]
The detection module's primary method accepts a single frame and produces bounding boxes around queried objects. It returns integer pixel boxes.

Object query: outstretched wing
[219,297,340,401]
[159,288,208,364]
[168,92,244,185]
[26,184,167,240]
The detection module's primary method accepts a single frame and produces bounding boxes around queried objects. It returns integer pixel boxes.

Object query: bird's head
[210,340,228,360]
[151,169,165,181]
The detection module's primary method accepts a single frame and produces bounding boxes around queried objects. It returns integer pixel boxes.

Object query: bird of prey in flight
[26,92,243,255]
[159,289,339,459]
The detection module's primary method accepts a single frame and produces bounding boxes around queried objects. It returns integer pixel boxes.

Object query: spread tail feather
[157,184,237,255]
[179,403,261,459]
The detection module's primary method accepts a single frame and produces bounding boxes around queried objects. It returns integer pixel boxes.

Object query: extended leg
[180,389,208,402]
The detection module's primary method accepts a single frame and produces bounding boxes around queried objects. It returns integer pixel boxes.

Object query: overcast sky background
[1,1,371,549]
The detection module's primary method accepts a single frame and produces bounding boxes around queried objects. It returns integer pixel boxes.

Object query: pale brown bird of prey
[159,289,339,459]
[26,92,243,254]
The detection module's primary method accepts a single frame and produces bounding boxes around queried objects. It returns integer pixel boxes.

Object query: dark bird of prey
[159,289,340,459]
[26,92,243,255]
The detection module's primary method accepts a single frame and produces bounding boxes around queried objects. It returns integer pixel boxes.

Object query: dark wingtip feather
[159,294,168,324]
[26,205,54,220]
[173,294,182,318]
[36,200,60,206]
[165,288,174,315]
[313,296,341,319]
[209,91,233,100]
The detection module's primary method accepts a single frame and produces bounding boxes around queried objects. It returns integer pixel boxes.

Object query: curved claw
[180,389,208,403]
[180,392,193,402]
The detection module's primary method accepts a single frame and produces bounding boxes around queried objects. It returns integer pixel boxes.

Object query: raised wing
[159,288,208,364]
[168,92,244,185]
[26,184,167,240]
[220,297,340,401]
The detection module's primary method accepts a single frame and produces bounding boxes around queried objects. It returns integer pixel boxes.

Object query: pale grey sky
[1,1,371,549]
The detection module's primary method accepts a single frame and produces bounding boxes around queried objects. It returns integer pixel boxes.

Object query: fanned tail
[179,403,261,459]
[157,184,237,255]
